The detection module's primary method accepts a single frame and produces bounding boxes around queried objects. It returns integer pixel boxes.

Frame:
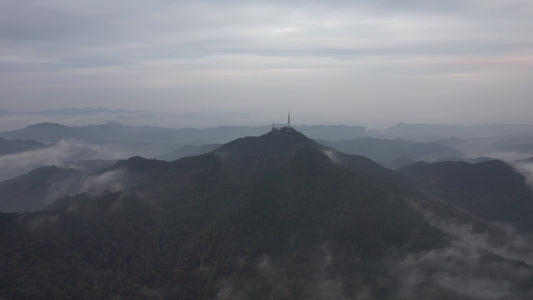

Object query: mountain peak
[270,125,296,133]
[215,127,321,157]
[265,125,314,141]
[213,127,324,181]
[25,122,72,130]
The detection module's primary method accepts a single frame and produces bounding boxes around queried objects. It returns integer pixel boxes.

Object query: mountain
[0,122,174,144]
[0,123,80,143]
[433,136,471,151]
[320,137,463,164]
[0,166,83,212]
[296,125,367,141]
[1,127,533,299]
[435,156,494,163]
[372,123,465,141]
[0,137,48,156]
[213,127,325,180]
[497,143,533,155]
[374,123,533,142]
[0,140,101,182]
[36,107,132,116]
[0,159,117,212]
[379,156,417,169]
[179,147,446,298]
[60,159,117,173]
[213,127,413,188]
[400,160,533,231]
[0,123,367,145]
[157,143,222,161]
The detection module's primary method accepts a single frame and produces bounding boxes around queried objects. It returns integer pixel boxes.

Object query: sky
[1,0,532,127]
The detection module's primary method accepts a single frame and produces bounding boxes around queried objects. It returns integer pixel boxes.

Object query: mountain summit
[213,127,325,180]
[216,126,322,157]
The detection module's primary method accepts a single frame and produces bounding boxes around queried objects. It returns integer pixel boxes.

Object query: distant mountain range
[320,137,464,167]
[0,123,368,160]
[5,121,533,161]
[373,123,533,142]
[0,122,368,143]
[1,127,533,298]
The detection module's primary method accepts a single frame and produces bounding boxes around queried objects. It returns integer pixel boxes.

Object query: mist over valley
[2,114,533,298]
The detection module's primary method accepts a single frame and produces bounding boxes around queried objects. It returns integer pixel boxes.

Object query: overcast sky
[1,0,532,126]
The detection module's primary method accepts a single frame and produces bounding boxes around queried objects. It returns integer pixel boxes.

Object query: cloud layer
[1,0,533,126]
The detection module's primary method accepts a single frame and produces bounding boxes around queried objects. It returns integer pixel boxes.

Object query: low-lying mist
[388,211,533,300]
[0,140,131,181]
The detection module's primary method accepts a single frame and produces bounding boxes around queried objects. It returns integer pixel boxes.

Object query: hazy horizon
[4,106,533,132]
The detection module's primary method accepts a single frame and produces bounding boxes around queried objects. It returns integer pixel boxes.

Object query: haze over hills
[0,137,48,156]
[320,137,464,167]
[0,123,367,158]
[157,144,222,161]
[0,122,368,144]
[372,123,533,142]
[0,108,271,131]
[1,126,533,298]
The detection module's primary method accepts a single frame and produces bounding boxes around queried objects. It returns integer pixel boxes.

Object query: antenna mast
[288,111,291,128]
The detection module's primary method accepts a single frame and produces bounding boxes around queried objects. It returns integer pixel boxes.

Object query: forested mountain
[400,160,533,231]
[0,159,116,212]
[0,166,82,212]
[1,127,533,299]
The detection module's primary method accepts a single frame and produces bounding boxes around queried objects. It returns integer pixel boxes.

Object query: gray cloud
[389,241,533,300]
[80,169,128,195]
[1,0,532,126]
[511,160,533,191]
